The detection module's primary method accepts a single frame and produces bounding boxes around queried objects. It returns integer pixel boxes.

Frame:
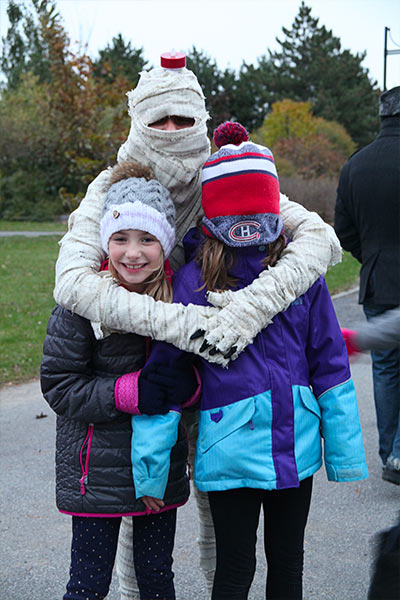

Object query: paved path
[0,231,64,237]
[0,290,398,599]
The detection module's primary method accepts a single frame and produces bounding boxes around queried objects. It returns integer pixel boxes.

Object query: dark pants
[64,511,177,600]
[208,477,313,600]
[363,304,400,464]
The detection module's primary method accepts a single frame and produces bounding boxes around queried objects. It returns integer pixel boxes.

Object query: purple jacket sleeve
[306,278,351,398]
[306,278,368,482]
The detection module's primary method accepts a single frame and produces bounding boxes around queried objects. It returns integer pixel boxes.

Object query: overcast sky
[1,0,399,90]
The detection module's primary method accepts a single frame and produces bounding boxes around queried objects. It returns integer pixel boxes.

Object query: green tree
[0,0,59,89]
[186,46,231,135]
[0,2,130,220]
[93,34,148,86]
[226,62,271,133]
[186,48,270,136]
[263,1,380,147]
[0,72,61,219]
[255,99,316,147]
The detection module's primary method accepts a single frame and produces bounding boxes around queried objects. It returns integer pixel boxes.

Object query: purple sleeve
[306,278,351,398]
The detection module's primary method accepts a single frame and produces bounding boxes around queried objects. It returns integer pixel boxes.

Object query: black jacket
[40,305,189,515]
[334,117,400,306]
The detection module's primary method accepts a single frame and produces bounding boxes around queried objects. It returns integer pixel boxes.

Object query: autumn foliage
[0,2,130,220]
[255,99,355,178]
[1,0,372,222]
[253,99,356,223]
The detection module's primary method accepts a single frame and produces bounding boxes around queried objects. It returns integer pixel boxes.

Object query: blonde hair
[109,250,173,302]
[196,232,286,293]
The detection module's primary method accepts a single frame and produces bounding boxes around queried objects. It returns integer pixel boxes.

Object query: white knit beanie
[100,177,176,258]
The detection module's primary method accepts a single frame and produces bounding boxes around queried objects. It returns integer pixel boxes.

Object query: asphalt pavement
[0,289,399,600]
[0,231,64,237]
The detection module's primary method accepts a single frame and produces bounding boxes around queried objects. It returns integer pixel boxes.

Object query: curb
[331,286,358,300]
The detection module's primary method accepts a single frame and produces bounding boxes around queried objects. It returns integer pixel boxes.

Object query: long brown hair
[196,232,286,293]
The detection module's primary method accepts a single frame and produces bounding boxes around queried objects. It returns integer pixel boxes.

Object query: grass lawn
[0,235,360,387]
[0,220,67,232]
[325,250,360,295]
[0,235,60,386]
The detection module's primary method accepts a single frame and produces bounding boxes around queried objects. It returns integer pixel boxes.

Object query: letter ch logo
[229,221,261,242]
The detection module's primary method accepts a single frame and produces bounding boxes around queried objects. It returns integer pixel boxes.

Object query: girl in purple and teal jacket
[132,123,368,600]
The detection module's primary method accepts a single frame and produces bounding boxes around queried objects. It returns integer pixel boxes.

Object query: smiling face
[108,229,163,292]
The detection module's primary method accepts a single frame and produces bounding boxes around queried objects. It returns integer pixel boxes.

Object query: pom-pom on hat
[201,121,283,247]
[101,161,176,258]
[213,121,249,148]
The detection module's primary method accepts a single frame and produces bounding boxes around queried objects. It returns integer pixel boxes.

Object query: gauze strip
[117,67,211,265]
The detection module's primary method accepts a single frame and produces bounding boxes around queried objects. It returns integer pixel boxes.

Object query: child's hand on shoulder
[142,495,165,512]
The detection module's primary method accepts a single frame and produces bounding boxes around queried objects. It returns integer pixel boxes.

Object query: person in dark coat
[334,85,400,485]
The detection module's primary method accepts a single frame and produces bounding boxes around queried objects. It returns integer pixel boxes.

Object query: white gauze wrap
[54,67,341,364]
[118,67,211,265]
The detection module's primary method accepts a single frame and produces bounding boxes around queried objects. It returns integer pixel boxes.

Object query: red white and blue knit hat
[201,122,283,247]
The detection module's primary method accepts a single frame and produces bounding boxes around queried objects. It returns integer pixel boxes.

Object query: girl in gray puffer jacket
[40,162,192,600]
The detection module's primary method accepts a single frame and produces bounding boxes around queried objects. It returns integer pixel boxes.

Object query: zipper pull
[80,475,86,495]
[249,419,254,430]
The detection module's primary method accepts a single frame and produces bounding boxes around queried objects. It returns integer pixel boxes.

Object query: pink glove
[115,371,141,415]
[341,328,360,358]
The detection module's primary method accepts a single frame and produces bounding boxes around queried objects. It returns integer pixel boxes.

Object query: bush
[255,99,355,179]
[0,168,64,221]
[314,118,356,158]
[274,134,348,178]
[280,175,337,224]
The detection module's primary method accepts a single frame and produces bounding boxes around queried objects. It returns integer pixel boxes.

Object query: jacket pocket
[79,424,94,495]
[198,397,256,454]
[298,386,321,419]
[293,386,322,476]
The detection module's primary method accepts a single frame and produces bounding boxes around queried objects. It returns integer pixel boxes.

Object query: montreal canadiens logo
[229,221,261,242]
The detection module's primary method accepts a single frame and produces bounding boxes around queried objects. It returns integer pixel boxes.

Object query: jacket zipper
[79,424,94,495]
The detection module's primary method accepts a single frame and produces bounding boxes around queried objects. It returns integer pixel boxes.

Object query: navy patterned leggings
[64,511,176,600]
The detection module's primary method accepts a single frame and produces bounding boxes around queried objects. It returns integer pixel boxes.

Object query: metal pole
[383,27,389,91]
[383,27,400,90]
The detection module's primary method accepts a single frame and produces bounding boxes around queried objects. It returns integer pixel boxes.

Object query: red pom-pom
[213,121,249,148]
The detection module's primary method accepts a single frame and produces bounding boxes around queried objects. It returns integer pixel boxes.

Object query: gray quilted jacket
[40,305,189,516]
